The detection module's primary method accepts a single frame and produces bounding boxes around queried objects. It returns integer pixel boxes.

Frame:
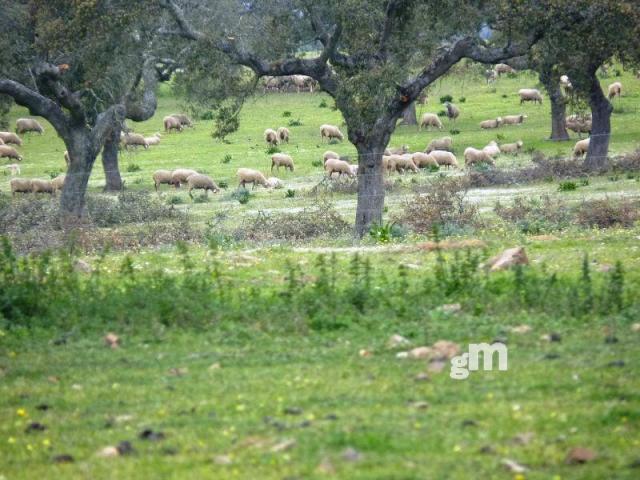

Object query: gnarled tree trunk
[101,123,123,191]
[59,130,99,218]
[539,69,569,141]
[585,69,612,170]
[400,102,417,126]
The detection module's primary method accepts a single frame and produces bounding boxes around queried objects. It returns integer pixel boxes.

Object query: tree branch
[91,104,126,154]
[125,56,159,122]
[378,0,408,59]
[0,79,70,136]
[158,0,203,41]
[32,62,87,125]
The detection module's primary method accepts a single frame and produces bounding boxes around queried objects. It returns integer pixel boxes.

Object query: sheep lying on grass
[187,174,219,198]
[237,168,269,189]
[480,117,502,129]
[320,124,344,142]
[502,114,527,125]
[425,136,452,153]
[0,145,22,161]
[271,153,295,172]
[464,147,495,167]
[419,113,443,130]
[499,141,524,155]
[16,118,44,134]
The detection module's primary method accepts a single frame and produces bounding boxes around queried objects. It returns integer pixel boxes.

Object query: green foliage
[126,163,141,173]
[458,97,466,103]
[167,195,184,205]
[311,159,323,168]
[211,103,241,143]
[288,118,303,127]
[222,154,232,164]
[439,94,453,104]
[284,189,296,198]
[558,180,578,191]
[368,222,405,244]
[232,188,251,204]
[318,99,328,108]
[282,111,292,117]
[265,145,280,155]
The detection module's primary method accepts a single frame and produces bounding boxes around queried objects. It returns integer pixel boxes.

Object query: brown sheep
[0,132,22,146]
[0,145,22,161]
[320,124,344,142]
[31,179,54,195]
[16,118,44,135]
[171,169,198,188]
[10,178,32,196]
[264,128,279,146]
[163,116,183,133]
[187,174,220,198]
[237,168,269,189]
[152,170,176,191]
[324,158,355,178]
[271,153,295,172]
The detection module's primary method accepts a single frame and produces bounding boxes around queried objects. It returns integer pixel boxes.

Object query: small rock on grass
[427,359,447,373]
[631,323,640,333]
[408,401,430,410]
[139,429,165,441]
[52,454,74,464]
[97,446,120,458]
[342,447,363,462]
[104,333,120,349]
[213,454,233,465]
[270,438,296,453]
[283,406,303,416]
[25,422,46,433]
[387,334,411,349]
[510,324,532,334]
[566,447,597,464]
[414,372,430,382]
[316,457,335,474]
[501,458,527,473]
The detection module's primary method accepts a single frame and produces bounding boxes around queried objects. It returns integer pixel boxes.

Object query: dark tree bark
[400,102,417,126]
[101,123,123,191]
[585,68,612,170]
[539,69,569,141]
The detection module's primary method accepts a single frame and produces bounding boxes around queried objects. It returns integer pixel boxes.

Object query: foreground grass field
[1,67,640,479]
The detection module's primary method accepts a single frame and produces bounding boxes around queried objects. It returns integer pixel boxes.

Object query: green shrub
[318,99,328,108]
[232,189,251,204]
[218,180,229,189]
[312,159,323,168]
[288,118,303,127]
[458,97,466,103]
[126,163,141,172]
[266,145,280,155]
[167,195,184,205]
[285,189,296,198]
[222,154,232,164]
[282,111,292,117]
[558,181,578,191]
[369,222,405,243]
[439,94,453,104]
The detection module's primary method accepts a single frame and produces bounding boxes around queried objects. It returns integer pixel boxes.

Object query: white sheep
[163,116,183,133]
[425,136,452,153]
[170,114,193,128]
[271,153,295,172]
[186,174,219,197]
[324,158,355,178]
[237,168,269,189]
[608,82,622,100]
[519,89,543,105]
[31,179,54,195]
[264,128,279,146]
[494,63,516,76]
[419,113,443,130]
[0,145,22,161]
[10,178,32,195]
[320,124,344,142]
[277,127,290,143]
[152,170,176,191]
[464,147,495,167]
[51,174,66,193]
[502,114,527,125]
[171,168,198,188]
[16,118,44,135]
[323,150,340,164]
[573,138,590,158]
[499,141,524,155]
[412,152,438,168]
[4,164,20,176]
[266,177,284,189]
[480,117,502,129]
[482,141,501,157]
[144,133,162,146]
[121,133,148,150]
[429,150,459,169]
[0,132,22,146]
[389,154,418,174]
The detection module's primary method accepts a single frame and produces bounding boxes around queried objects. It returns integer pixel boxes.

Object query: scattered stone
[25,422,46,433]
[358,349,373,358]
[544,353,561,360]
[324,414,338,421]
[485,247,529,272]
[316,457,336,474]
[512,432,535,446]
[431,340,460,360]
[52,454,74,464]
[270,438,296,453]
[461,419,478,428]
[566,447,597,464]
[167,367,188,376]
[214,454,233,465]
[283,406,303,416]
[139,429,165,441]
[208,362,222,371]
[104,333,120,349]
[414,372,430,382]
[479,445,495,455]
[409,401,430,410]
[541,332,562,342]
[342,447,363,462]
[398,346,431,359]
[97,446,120,458]
[511,324,532,334]
[73,259,92,273]
[36,403,51,411]
[631,323,640,333]
[116,441,134,456]
[607,360,625,368]
[501,458,527,473]
[604,335,619,344]
[439,303,462,314]
[387,334,411,349]
[427,359,447,373]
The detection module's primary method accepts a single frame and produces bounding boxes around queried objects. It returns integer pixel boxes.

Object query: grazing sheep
[386,145,409,155]
[51,174,66,193]
[464,147,495,167]
[170,114,193,128]
[163,116,183,133]
[494,63,516,76]
[518,89,543,105]
[266,177,284,189]
[237,168,269,189]
[4,164,20,176]
[429,150,459,169]
[264,128,279,146]
[412,152,438,168]
[144,133,162,146]
[171,168,198,188]
[560,75,572,90]
[499,141,524,155]
[31,179,54,195]
[480,117,503,129]
[573,138,590,158]
[502,114,527,125]
[324,158,355,178]
[445,102,460,121]
[277,127,290,143]
[10,178,32,195]
[608,82,622,100]
[320,124,344,142]
[419,113,443,130]
[121,133,148,150]
[271,153,295,172]
[425,136,453,153]
[566,114,592,138]
[152,169,176,191]
[0,137,3,145]
[389,154,418,174]
[0,132,22,146]
[0,145,22,161]
[16,118,44,135]
[186,173,219,198]
[382,155,391,171]
[323,150,340,164]
[482,141,501,157]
